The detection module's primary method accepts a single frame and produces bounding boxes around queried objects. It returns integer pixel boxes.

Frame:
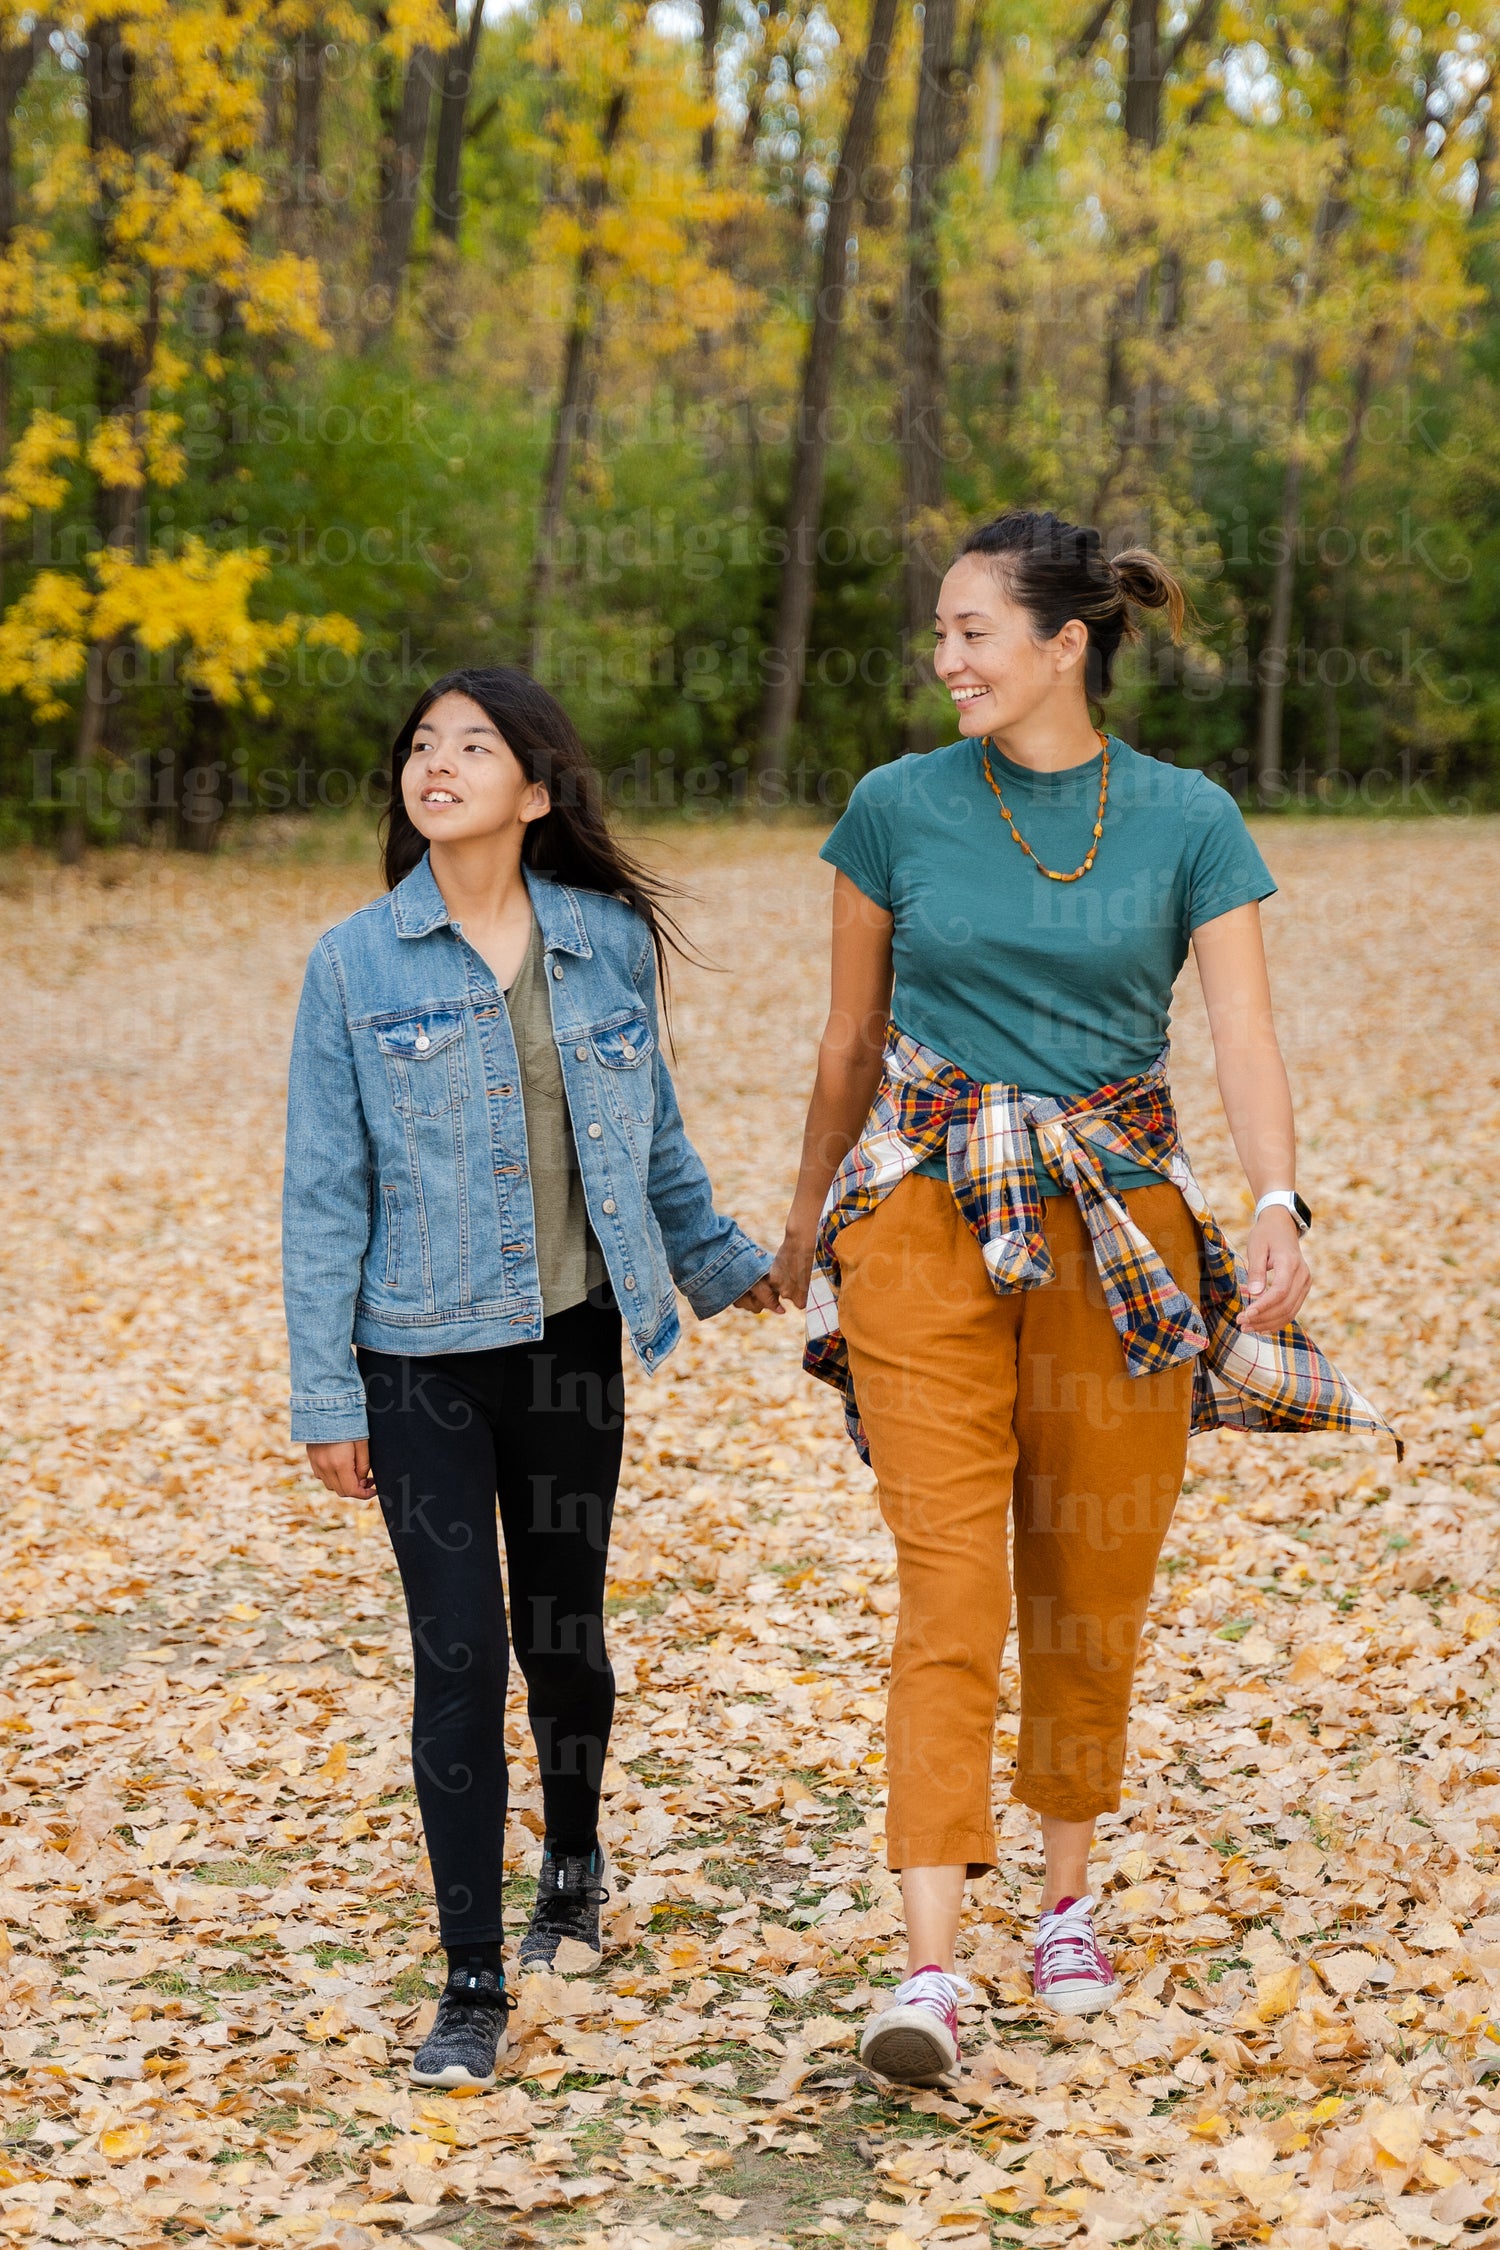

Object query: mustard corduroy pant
[836,1172,1201,1871]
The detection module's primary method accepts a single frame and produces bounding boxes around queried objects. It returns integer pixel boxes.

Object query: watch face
[1293,1192,1313,1233]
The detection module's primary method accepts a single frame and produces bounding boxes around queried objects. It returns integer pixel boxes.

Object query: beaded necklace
[980,730,1110,884]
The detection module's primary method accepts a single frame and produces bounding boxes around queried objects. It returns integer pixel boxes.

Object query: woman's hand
[307,1440,377,1499]
[1238,1208,1312,1333]
[734,1276,785,1315]
[769,1227,816,1312]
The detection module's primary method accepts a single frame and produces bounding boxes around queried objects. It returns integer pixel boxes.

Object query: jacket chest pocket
[589,1015,655,1123]
[376,1012,469,1118]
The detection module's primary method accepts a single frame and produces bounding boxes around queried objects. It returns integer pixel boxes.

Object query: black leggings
[359,1298,625,1947]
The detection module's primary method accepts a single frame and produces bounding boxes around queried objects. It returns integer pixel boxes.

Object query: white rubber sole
[410,2028,509,2088]
[858,2005,959,2086]
[1036,1975,1122,2018]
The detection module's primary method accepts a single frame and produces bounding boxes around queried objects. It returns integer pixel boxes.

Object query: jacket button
[644,1346,654,1361]
[575,1045,588,1060]
[553,966,564,981]
[601,1198,616,1215]
[587,1122,602,1139]
[624,1274,636,1291]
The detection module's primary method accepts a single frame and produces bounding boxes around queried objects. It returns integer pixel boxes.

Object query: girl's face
[932,555,1088,735]
[402,692,550,847]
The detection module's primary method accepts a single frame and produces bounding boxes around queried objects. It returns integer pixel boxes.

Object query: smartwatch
[1254,1188,1312,1235]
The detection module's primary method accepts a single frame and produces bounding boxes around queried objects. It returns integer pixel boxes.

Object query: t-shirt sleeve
[819,772,894,909]
[1182,777,1277,932]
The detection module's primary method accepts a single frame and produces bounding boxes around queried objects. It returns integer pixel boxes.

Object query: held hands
[768,1228,814,1312]
[1238,1206,1312,1334]
[306,1440,377,1500]
[734,1275,786,1316]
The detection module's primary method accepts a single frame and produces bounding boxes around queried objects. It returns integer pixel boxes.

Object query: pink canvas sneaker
[1032,1894,1122,2016]
[858,1965,974,2085]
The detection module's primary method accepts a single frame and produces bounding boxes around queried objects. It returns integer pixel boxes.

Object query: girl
[772,510,1395,2086]
[283,667,778,2090]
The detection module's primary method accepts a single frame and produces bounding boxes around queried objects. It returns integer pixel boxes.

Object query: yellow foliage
[0,412,79,523]
[92,541,297,711]
[380,0,457,60]
[0,573,94,719]
[86,416,146,494]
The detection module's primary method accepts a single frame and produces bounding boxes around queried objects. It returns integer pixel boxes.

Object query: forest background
[0,0,1495,853]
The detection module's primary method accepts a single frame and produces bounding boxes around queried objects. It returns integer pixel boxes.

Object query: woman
[772,510,1395,2086]
[283,667,778,2090]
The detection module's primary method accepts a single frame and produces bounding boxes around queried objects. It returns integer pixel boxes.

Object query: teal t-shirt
[820,736,1276,1194]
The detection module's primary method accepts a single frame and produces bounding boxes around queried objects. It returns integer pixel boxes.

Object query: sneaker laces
[890,1966,976,2014]
[532,1852,610,1932]
[1036,1897,1107,1981]
[441,1965,510,2015]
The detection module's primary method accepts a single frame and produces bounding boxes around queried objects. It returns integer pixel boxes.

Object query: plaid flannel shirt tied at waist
[804,1025,1399,1465]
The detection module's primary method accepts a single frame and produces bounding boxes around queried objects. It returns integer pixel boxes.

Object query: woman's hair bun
[1110,547,1187,637]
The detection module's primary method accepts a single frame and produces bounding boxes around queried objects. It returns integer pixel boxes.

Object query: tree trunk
[524,82,632,664]
[1318,348,1374,773]
[290,22,324,243]
[901,0,974,752]
[1254,6,1354,795]
[0,21,42,615]
[1256,342,1314,800]
[1123,0,1161,148]
[754,0,902,782]
[367,32,438,335]
[72,15,144,840]
[699,0,722,174]
[432,0,484,241]
[176,693,228,852]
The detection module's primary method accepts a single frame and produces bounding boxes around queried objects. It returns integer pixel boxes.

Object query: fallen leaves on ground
[2,818,1500,2250]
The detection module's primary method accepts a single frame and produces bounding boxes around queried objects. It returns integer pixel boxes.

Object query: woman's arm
[771,871,895,1308]
[1192,900,1312,1333]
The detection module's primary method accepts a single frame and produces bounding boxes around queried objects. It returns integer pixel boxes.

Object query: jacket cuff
[290,1391,370,1446]
[677,1229,773,1321]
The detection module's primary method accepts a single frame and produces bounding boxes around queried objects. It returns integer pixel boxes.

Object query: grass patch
[388,1963,441,2004]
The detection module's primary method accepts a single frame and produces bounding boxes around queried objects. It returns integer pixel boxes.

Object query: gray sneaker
[410,1964,510,2088]
[517,1844,609,1972]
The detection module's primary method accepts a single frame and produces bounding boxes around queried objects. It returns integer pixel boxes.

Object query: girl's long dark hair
[382,666,687,1003]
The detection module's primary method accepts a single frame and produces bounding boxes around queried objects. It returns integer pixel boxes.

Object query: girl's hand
[307,1440,376,1499]
[734,1276,785,1315]
[1238,1208,1312,1333]
[770,1228,815,1312]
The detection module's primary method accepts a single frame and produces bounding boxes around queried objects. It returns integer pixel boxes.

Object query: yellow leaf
[1253,1963,1303,2021]
[1189,2114,1229,2140]
[318,1742,349,1781]
[1366,2102,1425,2167]
[99,2121,154,2161]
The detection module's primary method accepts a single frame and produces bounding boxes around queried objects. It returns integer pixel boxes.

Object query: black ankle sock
[545,1835,599,1863]
[445,1942,502,1979]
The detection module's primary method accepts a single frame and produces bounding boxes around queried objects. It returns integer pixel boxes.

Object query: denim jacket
[283,854,770,1443]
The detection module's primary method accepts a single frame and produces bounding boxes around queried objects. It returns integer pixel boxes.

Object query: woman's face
[401,691,549,847]
[932,555,1087,735]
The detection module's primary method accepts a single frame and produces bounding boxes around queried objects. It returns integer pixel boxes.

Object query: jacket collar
[389,851,593,958]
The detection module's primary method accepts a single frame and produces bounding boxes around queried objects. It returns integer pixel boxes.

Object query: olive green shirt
[505,918,606,1318]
